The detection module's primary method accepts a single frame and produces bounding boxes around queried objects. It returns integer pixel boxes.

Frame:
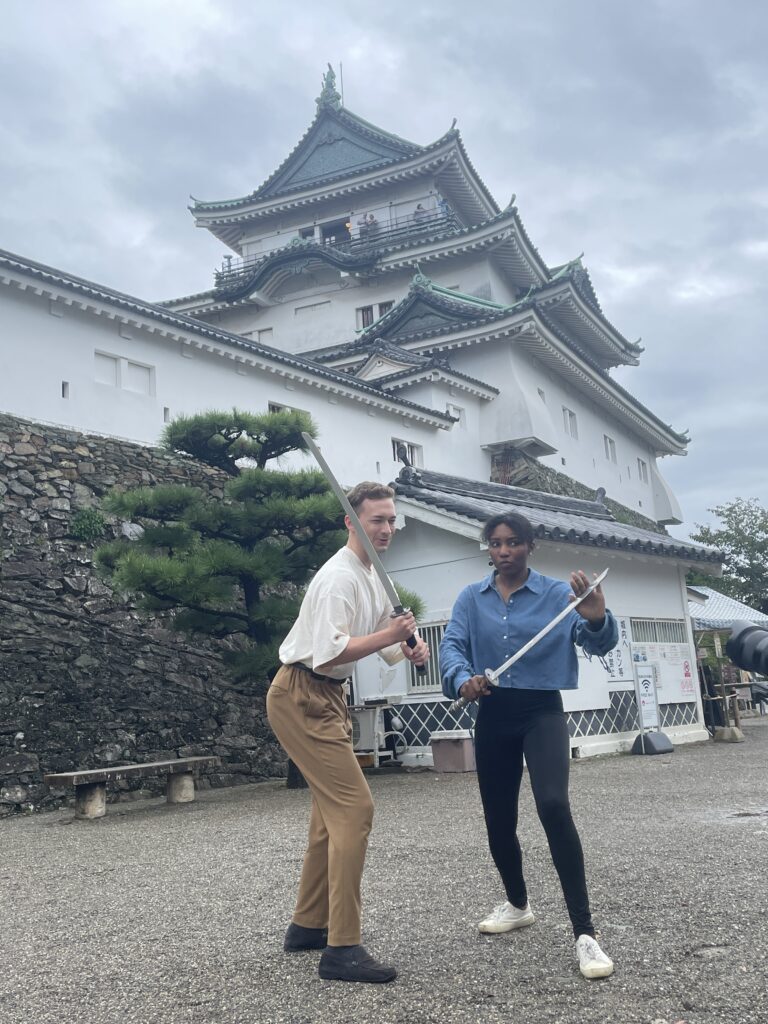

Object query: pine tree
[96,408,345,687]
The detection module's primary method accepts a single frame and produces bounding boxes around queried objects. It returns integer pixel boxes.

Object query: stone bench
[44,756,221,819]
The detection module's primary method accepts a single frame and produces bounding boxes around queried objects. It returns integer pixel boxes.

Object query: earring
[488,559,494,566]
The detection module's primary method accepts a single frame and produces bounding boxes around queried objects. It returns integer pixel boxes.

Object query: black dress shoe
[318,945,397,983]
[283,922,328,952]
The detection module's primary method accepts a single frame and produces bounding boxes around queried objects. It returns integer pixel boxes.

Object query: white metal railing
[630,618,687,643]
[407,622,447,694]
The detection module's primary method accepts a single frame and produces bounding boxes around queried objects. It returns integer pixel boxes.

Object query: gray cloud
[2,0,766,539]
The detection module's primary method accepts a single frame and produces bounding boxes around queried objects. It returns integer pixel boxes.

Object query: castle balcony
[213,208,461,299]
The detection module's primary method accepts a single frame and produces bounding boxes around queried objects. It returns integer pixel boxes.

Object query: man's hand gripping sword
[301,432,427,673]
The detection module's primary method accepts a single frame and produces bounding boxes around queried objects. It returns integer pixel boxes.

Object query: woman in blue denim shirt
[439,511,618,979]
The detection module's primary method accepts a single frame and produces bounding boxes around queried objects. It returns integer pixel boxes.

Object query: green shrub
[71,508,107,543]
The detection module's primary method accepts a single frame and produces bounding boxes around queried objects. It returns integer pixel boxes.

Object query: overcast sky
[2,0,766,541]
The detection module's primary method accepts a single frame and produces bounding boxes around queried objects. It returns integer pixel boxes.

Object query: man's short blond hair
[345,481,395,511]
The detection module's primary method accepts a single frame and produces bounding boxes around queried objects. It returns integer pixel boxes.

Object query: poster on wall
[630,642,696,703]
[604,616,633,686]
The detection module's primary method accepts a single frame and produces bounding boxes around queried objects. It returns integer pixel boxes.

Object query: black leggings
[474,687,595,939]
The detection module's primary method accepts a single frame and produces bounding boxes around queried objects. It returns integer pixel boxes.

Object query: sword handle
[392,607,427,675]
[448,676,498,712]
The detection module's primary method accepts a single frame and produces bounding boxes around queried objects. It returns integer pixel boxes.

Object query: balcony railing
[214,210,461,291]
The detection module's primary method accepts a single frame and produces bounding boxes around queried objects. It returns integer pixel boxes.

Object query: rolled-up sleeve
[439,589,475,700]
[573,609,619,657]
[370,605,405,665]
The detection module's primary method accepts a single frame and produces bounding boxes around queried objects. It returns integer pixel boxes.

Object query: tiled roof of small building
[688,587,768,630]
[393,468,722,565]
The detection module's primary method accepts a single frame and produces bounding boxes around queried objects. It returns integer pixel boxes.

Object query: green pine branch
[97,409,346,692]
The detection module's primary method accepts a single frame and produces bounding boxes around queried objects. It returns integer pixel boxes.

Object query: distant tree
[688,498,768,614]
[96,408,345,687]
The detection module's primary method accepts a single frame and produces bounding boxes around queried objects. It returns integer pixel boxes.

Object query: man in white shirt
[266,482,429,984]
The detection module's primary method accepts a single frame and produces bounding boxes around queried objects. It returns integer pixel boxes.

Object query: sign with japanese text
[604,616,632,683]
[631,641,697,702]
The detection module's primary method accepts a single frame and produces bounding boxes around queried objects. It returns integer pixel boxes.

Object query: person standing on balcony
[365,212,379,238]
[439,511,618,980]
[267,482,429,985]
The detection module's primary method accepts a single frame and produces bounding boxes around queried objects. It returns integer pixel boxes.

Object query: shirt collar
[480,567,544,594]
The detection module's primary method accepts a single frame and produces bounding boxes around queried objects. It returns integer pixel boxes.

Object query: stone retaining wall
[0,413,287,816]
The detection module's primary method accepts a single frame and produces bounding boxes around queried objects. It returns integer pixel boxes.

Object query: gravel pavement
[3,720,768,1024]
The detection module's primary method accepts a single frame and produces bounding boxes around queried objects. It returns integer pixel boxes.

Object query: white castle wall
[0,282,470,486]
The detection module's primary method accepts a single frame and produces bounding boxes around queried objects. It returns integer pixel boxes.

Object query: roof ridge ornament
[410,264,430,289]
[316,63,342,111]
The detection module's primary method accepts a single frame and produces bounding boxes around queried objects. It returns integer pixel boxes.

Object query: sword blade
[449,568,610,711]
[301,432,402,610]
[486,568,610,682]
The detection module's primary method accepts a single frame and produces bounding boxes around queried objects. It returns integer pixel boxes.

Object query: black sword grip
[405,634,427,674]
[393,606,426,675]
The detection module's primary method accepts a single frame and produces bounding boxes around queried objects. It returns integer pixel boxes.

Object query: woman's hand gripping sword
[448,568,610,712]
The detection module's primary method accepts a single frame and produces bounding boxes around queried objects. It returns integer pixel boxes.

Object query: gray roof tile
[688,586,768,630]
[394,468,722,565]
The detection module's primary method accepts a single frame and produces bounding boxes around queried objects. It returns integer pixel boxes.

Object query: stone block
[713,726,745,743]
[1,785,27,803]
[75,782,106,819]
[0,752,40,776]
[166,772,195,803]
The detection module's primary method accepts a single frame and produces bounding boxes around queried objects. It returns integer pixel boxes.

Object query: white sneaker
[575,934,614,979]
[477,901,535,934]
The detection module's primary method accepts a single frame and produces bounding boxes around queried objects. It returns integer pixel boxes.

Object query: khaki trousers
[266,664,374,947]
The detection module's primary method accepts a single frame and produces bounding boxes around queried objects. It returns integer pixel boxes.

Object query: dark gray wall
[0,414,286,816]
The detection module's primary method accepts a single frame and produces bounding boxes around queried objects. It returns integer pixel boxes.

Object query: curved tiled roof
[373,360,499,397]
[345,340,497,398]
[212,239,379,301]
[377,204,547,286]
[525,307,689,446]
[190,93,499,237]
[361,341,431,366]
[394,468,722,566]
[688,586,768,630]
[305,271,686,447]
[192,107,442,213]
[311,274,519,361]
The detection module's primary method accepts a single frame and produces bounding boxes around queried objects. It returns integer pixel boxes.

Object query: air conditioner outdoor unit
[350,708,378,751]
